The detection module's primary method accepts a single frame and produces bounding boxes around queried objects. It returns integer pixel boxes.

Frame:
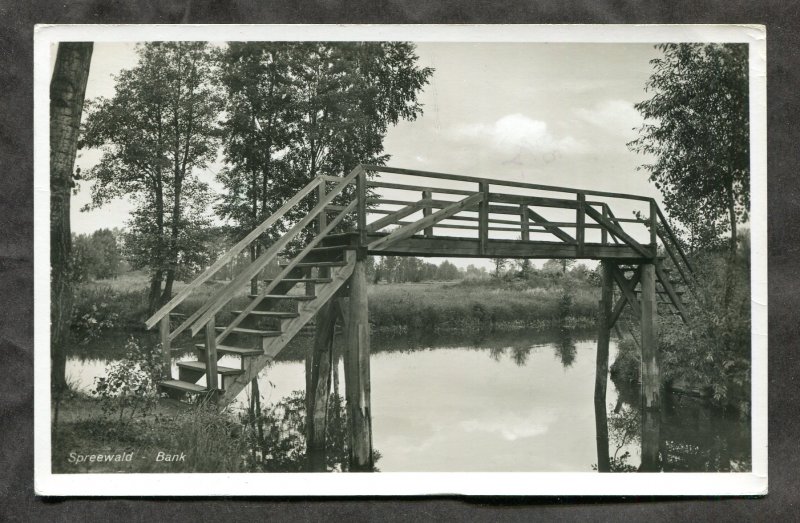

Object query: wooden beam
[479,182,489,255]
[366,200,427,233]
[357,167,367,247]
[595,261,613,473]
[520,204,529,241]
[576,193,586,257]
[640,263,660,410]
[369,192,483,251]
[343,258,373,471]
[159,316,171,380]
[205,316,219,392]
[422,190,433,237]
[306,289,338,472]
[655,263,689,323]
[526,207,576,244]
[610,265,641,321]
[584,205,652,259]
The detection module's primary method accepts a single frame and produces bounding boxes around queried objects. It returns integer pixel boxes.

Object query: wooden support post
[601,205,608,245]
[576,193,586,257]
[479,182,489,255]
[318,180,327,234]
[306,287,338,472]
[520,204,529,242]
[649,200,658,256]
[205,316,219,391]
[159,315,171,380]
[422,190,433,237]
[343,259,373,471]
[594,261,613,472]
[640,263,660,410]
[640,408,661,472]
[357,167,367,248]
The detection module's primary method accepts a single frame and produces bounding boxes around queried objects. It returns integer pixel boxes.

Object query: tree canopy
[81,42,222,311]
[628,43,749,254]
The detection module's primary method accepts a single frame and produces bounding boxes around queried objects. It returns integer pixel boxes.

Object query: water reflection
[65,328,750,473]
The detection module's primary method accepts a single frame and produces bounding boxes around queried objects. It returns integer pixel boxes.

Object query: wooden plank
[520,205,529,242]
[576,193,586,257]
[608,268,641,328]
[366,180,473,196]
[422,190,433,237]
[610,265,641,321]
[343,258,373,471]
[640,263,660,410]
[357,167,367,247]
[145,175,323,330]
[657,229,689,285]
[159,315,171,380]
[584,205,652,259]
[649,200,658,247]
[366,234,645,260]
[654,203,695,275]
[361,164,653,202]
[491,192,579,210]
[306,288,338,472]
[185,171,360,338]
[525,207,576,244]
[601,206,608,245]
[365,200,427,233]
[318,181,327,234]
[369,192,483,251]
[479,182,489,255]
[215,199,357,344]
[205,316,219,391]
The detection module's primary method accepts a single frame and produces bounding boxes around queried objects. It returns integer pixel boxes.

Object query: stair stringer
[219,251,356,404]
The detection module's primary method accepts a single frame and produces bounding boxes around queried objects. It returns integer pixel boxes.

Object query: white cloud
[573,99,642,139]
[452,113,582,155]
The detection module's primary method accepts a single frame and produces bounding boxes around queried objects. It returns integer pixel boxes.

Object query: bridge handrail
[653,203,696,276]
[144,175,324,331]
[186,165,363,337]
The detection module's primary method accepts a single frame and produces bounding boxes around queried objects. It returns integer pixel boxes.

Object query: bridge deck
[325,232,653,261]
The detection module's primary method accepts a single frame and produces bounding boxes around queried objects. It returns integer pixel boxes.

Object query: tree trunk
[50,42,93,395]
[148,269,163,315]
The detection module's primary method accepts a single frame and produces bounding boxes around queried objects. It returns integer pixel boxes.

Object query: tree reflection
[554,328,577,368]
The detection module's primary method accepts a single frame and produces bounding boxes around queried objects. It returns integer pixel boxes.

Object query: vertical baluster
[205,316,219,392]
[479,182,489,255]
[649,199,658,257]
[520,204,529,242]
[357,167,367,248]
[601,205,608,245]
[159,315,171,380]
[576,193,586,257]
[422,189,432,238]
[318,179,327,234]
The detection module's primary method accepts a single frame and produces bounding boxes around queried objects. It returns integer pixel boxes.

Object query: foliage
[71,228,122,282]
[90,337,163,422]
[244,390,380,472]
[71,299,120,344]
[628,43,749,253]
[80,42,222,312]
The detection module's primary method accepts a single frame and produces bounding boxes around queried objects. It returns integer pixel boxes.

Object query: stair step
[195,343,263,357]
[280,261,347,268]
[308,245,347,253]
[231,310,299,318]
[634,290,684,295]
[159,380,208,394]
[215,326,282,337]
[249,294,316,300]
[262,278,333,284]
[177,361,244,375]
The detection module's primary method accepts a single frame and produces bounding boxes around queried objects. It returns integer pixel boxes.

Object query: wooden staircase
[144,166,364,406]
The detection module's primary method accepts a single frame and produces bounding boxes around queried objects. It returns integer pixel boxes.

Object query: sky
[61,41,662,269]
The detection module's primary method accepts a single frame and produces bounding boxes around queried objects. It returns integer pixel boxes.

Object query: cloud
[452,113,582,155]
[460,411,553,441]
[573,99,642,139]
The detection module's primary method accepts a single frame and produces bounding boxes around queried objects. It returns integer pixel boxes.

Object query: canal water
[65,328,751,473]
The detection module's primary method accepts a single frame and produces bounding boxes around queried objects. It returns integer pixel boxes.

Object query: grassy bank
[368,279,598,332]
[72,273,600,340]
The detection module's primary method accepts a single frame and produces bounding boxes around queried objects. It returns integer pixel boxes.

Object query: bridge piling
[640,263,661,410]
[594,261,613,472]
[343,258,374,471]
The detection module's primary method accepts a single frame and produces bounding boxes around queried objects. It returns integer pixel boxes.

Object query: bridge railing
[356,165,660,259]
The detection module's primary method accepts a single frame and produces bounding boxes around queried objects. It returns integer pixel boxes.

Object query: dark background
[1,1,796,519]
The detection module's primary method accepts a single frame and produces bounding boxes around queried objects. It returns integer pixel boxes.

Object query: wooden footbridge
[144,164,695,471]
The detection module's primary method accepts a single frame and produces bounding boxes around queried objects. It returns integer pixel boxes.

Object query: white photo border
[33,23,767,497]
